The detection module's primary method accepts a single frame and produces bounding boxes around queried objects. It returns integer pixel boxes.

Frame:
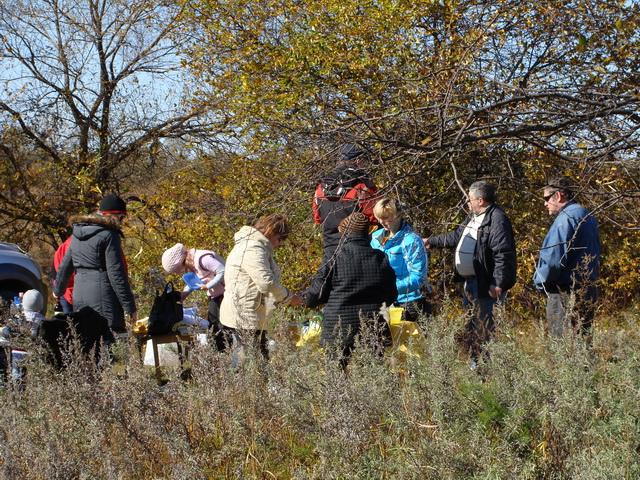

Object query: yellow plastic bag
[296,320,322,347]
[132,317,149,335]
[388,306,404,325]
[386,306,425,362]
[294,308,425,363]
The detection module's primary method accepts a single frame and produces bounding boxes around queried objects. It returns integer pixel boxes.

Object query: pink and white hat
[161,243,187,274]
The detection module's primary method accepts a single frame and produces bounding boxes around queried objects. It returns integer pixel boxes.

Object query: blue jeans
[60,297,73,314]
[459,277,504,360]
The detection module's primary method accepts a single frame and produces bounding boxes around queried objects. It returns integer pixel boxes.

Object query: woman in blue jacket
[371,198,430,322]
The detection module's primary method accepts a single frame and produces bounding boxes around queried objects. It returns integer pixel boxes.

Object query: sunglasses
[543,190,558,202]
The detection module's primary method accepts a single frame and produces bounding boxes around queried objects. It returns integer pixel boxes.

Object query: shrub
[0,306,638,479]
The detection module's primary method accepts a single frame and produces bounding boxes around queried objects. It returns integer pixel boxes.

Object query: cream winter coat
[220,226,290,330]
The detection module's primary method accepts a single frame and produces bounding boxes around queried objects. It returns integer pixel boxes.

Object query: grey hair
[469,181,496,203]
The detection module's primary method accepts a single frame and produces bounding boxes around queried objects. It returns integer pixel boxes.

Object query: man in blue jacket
[534,177,600,339]
[425,181,517,365]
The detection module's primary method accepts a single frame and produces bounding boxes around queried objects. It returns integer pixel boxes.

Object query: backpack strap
[198,252,216,271]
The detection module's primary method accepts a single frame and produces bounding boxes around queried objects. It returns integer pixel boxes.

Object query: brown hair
[254,214,290,240]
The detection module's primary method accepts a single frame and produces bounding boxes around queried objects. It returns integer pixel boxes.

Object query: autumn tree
[0,0,224,247]
[179,0,640,306]
[181,0,638,188]
[0,0,638,309]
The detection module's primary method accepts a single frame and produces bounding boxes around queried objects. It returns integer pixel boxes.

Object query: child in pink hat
[161,243,226,351]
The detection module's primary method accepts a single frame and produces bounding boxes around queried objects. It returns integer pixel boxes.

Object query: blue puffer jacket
[534,201,600,292]
[371,221,428,304]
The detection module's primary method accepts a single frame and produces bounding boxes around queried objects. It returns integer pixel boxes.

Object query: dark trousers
[207,296,226,352]
[38,318,71,369]
[546,285,598,339]
[457,277,504,361]
[321,315,391,370]
[60,297,73,314]
[399,298,432,322]
[0,348,8,385]
[71,307,116,365]
[221,326,269,368]
[38,310,116,367]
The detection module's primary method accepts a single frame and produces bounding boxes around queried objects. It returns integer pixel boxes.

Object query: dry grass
[0,305,638,479]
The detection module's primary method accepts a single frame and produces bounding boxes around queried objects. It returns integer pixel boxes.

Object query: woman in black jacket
[54,194,137,349]
[304,212,397,367]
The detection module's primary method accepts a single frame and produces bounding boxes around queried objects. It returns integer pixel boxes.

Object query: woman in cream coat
[220,214,302,361]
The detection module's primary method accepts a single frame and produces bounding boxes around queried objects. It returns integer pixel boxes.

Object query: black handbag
[148,283,183,335]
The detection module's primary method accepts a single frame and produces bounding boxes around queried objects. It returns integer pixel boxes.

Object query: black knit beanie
[99,194,127,214]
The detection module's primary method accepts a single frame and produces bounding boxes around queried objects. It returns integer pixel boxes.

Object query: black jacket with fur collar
[54,214,136,331]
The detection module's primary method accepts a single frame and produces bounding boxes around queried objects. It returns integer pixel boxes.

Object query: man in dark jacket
[54,194,137,350]
[425,181,516,365]
[304,212,397,368]
[312,144,379,263]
